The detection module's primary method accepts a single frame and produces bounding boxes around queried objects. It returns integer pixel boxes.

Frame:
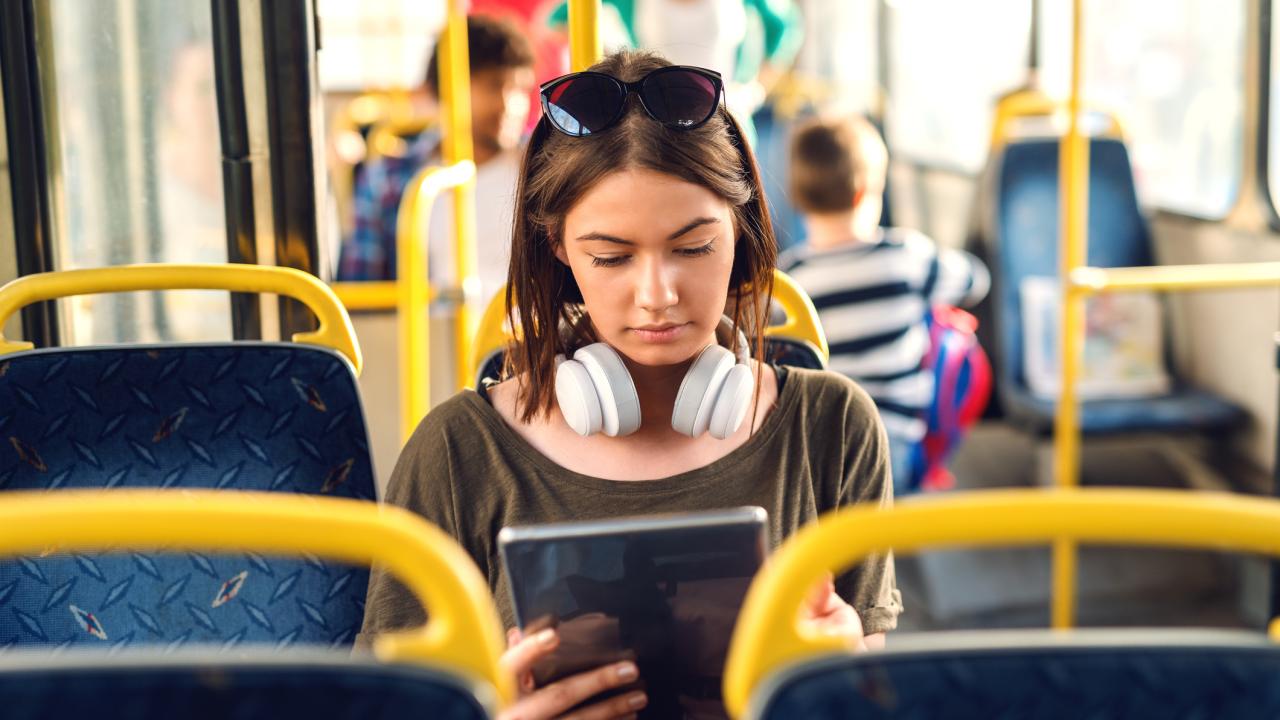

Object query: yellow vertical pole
[396,163,474,443]
[1052,0,1088,630]
[439,0,479,390]
[568,0,602,71]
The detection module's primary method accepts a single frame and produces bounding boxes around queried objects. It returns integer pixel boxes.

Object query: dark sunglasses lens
[543,75,624,136]
[640,70,718,128]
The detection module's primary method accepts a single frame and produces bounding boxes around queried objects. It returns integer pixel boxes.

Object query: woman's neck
[621,355,696,439]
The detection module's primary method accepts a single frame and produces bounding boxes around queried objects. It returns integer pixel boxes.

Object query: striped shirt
[780,228,990,441]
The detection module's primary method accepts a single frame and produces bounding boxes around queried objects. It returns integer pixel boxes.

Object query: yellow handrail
[366,116,436,162]
[439,0,481,394]
[769,270,829,363]
[989,87,1123,153]
[568,0,602,71]
[0,264,362,374]
[1049,2,1280,632]
[1052,0,1087,631]
[332,281,398,311]
[723,488,1280,718]
[0,489,511,705]
[396,161,475,443]
[470,287,515,386]
[1072,262,1280,292]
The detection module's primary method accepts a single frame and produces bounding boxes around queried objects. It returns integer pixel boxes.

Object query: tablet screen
[499,507,768,720]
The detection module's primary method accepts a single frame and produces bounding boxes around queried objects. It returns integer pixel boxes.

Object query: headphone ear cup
[708,364,754,440]
[573,344,641,436]
[671,345,735,437]
[555,356,603,436]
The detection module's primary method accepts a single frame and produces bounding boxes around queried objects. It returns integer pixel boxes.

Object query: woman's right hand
[498,627,649,720]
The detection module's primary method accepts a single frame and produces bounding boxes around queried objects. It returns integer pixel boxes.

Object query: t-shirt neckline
[461,367,800,494]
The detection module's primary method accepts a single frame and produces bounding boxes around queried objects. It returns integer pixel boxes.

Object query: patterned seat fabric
[0,655,493,720]
[0,344,375,650]
[757,644,1280,719]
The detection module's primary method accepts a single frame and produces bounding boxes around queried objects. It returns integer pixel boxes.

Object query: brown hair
[788,114,888,214]
[505,50,777,423]
[424,15,534,96]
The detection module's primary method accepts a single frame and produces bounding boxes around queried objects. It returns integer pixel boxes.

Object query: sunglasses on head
[539,65,724,137]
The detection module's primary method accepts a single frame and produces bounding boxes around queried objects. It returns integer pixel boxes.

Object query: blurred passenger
[337,15,535,306]
[781,115,990,493]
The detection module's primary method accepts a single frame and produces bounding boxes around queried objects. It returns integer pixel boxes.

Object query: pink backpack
[910,305,993,492]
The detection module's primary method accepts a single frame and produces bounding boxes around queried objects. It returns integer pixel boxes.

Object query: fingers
[803,571,838,617]
[561,689,648,720]
[500,627,559,681]
[504,661,642,720]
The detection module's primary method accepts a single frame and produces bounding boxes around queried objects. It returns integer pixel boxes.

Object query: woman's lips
[630,322,690,343]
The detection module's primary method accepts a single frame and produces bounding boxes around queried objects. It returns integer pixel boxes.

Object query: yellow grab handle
[723,488,1280,718]
[470,286,514,385]
[396,161,476,441]
[0,489,511,704]
[767,269,829,363]
[0,264,363,374]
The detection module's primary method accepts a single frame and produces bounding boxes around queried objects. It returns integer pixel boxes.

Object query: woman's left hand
[800,572,867,651]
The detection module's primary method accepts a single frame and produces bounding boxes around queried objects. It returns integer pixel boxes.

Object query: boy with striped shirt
[780,115,989,492]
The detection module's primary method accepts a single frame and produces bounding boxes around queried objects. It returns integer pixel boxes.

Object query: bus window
[1039,0,1244,219]
[794,0,879,115]
[39,0,230,344]
[316,0,441,92]
[1269,4,1280,218]
[885,0,1032,173]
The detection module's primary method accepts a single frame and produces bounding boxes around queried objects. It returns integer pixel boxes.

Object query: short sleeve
[834,381,904,635]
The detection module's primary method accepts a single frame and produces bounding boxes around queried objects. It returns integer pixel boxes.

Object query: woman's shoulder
[782,367,882,429]
[401,390,498,455]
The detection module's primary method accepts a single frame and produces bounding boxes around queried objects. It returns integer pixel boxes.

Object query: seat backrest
[754,634,1280,719]
[723,488,1280,718]
[0,489,510,717]
[0,653,496,720]
[0,344,375,649]
[992,137,1151,391]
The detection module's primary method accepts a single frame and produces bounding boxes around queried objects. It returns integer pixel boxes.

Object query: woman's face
[557,168,736,367]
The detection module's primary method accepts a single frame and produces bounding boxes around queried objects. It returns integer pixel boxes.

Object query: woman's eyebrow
[667,217,720,241]
[574,217,720,245]
[574,232,632,245]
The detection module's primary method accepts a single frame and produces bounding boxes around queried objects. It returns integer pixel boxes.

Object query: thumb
[803,571,836,615]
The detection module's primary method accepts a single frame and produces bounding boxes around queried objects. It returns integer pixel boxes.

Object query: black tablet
[498,507,769,720]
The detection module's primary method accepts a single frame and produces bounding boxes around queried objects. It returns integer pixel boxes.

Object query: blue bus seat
[0,652,496,720]
[992,137,1244,434]
[750,630,1280,719]
[0,343,375,649]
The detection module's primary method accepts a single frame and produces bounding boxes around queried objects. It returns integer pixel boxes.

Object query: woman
[360,50,902,720]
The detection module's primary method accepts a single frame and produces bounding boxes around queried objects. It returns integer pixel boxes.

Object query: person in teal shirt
[547,0,803,145]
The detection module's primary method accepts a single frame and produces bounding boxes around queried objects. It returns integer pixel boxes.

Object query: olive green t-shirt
[359,366,903,643]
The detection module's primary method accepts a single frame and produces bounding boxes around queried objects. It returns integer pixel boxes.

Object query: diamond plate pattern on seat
[0,344,375,649]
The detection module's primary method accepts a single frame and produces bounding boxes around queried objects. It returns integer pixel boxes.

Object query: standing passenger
[337,15,536,307]
[360,51,901,719]
[781,115,990,493]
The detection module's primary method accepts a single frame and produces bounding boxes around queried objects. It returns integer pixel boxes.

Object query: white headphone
[555,317,755,440]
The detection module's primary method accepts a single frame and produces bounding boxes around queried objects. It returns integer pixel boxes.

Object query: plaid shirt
[337,131,440,281]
